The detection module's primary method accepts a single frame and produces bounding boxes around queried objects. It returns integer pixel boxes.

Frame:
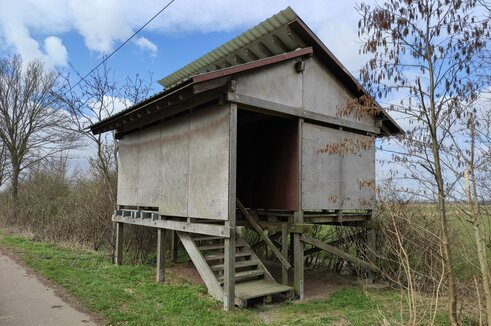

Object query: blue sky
[0,0,369,93]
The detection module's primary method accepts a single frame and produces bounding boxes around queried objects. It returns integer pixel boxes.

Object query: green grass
[0,231,470,325]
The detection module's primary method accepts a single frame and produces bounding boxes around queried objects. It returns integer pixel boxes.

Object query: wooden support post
[282,223,289,286]
[171,230,178,264]
[294,118,304,300]
[115,222,123,265]
[224,102,237,311]
[156,228,166,283]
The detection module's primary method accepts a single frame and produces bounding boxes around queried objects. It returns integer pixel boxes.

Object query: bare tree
[357,1,490,323]
[61,61,152,197]
[0,55,77,206]
[59,61,152,251]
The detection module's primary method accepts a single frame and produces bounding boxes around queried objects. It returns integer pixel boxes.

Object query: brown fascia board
[288,18,404,136]
[192,47,313,84]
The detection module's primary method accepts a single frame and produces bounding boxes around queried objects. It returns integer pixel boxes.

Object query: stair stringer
[236,235,276,283]
[177,231,223,301]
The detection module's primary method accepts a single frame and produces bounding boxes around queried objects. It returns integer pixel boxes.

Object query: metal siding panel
[301,123,375,210]
[303,57,375,127]
[137,125,161,207]
[117,132,139,206]
[159,114,190,217]
[236,59,302,109]
[301,124,342,210]
[188,105,230,220]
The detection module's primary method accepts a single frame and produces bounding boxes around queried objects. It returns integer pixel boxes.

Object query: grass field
[0,231,475,325]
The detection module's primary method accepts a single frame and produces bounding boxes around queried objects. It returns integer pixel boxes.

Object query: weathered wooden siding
[302,57,375,127]
[117,131,139,206]
[117,104,231,220]
[301,123,375,210]
[235,60,302,108]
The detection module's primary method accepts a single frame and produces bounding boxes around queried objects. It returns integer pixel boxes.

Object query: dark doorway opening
[236,109,299,211]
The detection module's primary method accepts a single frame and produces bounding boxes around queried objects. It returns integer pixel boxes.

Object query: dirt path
[0,253,97,326]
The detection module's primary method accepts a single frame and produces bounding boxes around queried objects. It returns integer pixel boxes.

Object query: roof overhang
[90,7,403,137]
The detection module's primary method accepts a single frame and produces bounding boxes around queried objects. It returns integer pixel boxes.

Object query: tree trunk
[431,130,459,325]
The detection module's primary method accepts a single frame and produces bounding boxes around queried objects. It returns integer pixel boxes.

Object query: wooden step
[210,260,258,271]
[193,236,224,242]
[204,251,251,261]
[198,243,244,251]
[218,270,264,284]
[235,279,293,300]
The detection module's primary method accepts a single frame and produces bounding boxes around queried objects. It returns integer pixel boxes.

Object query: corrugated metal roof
[158,7,300,89]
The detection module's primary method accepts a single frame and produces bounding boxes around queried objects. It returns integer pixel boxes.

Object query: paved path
[0,253,97,326]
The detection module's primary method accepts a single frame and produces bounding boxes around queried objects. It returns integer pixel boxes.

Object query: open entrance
[236,109,299,211]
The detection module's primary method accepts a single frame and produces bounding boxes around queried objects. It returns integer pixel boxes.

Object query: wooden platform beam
[113,215,230,238]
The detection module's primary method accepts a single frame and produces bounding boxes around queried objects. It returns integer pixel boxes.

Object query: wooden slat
[219,270,264,284]
[210,260,258,271]
[235,237,275,282]
[235,280,292,300]
[177,232,223,300]
[237,199,291,270]
[198,243,244,251]
[301,234,379,273]
[205,251,251,261]
[193,236,224,242]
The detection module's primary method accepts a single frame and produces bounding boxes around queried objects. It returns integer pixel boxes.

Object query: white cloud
[43,36,68,67]
[133,36,158,57]
[0,0,369,72]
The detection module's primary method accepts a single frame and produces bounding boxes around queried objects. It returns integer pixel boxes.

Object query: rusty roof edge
[192,47,313,84]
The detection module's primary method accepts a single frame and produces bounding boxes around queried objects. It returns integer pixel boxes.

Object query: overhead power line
[69,0,176,91]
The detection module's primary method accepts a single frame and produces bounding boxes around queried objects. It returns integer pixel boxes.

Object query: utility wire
[68,0,176,91]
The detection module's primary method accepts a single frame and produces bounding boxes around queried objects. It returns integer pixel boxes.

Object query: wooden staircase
[177,232,293,307]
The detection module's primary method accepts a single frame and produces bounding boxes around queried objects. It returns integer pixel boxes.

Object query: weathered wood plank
[301,234,379,273]
[227,92,380,134]
[281,223,289,286]
[177,232,223,300]
[251,232,282,250]
[112,215,230,238]
[224,103,237,311]
[237,199,291,270]
[294,118,305,300]
[235,280,292,300]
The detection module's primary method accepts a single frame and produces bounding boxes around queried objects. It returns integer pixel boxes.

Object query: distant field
[0,231,477,325]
